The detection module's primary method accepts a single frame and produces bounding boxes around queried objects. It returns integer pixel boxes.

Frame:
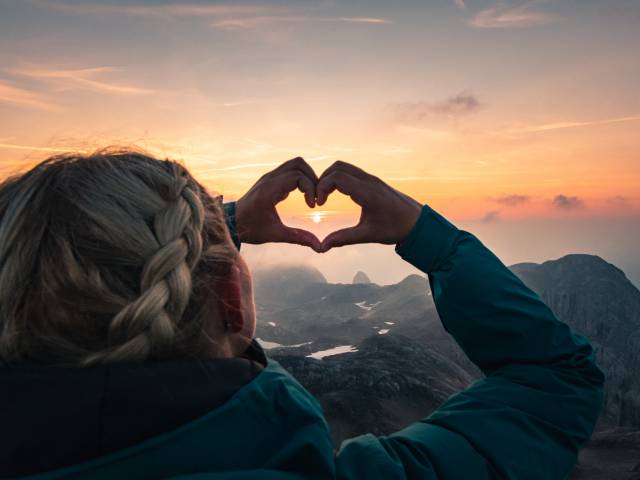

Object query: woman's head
[0,148,256,366]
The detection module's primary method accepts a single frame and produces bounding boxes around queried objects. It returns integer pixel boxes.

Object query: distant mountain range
[253,254,640,479]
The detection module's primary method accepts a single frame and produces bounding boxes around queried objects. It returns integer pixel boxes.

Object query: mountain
[252,264,327,310]
[511,254,640,429]
[254,255,640,478]
[352,271,372,284]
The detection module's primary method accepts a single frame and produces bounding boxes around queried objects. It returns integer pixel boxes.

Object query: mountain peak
[511,254,637,294]
[352,271,372,284]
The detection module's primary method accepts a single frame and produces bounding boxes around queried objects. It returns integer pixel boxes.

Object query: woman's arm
[389,206,603,479]
[318,162,604,479]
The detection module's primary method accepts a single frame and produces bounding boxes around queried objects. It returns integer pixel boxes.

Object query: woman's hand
[316,161,422,252]
[235,157,322,252]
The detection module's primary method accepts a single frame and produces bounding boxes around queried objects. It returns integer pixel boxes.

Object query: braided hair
[0,148,238,366]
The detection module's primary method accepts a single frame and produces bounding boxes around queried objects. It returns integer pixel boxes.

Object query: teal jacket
[5,205,604,479]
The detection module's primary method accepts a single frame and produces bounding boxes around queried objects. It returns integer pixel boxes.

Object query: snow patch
[267,321,276,327]
[378,329,390,335]
[256,338,312,350]
[256,338,282,349]
[355,300,382,311]
[384,321,395,325]
[307,345,358,360]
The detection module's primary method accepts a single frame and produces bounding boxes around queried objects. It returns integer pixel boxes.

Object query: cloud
[212,16,390,29]
[430,92,480,115]
[197,156,328,173]
[390,92,481,125]
[607,195,631,209]
[453,0,466,9]
[33,1,268,18]
[0,142,87,153]
[0,79,59,110]
[35,2,389,28]
[386,176,434,181]
[508,114,640,134]
[482,210,501,222]
[492,194,530,206]
[9,66,154,95]
[552,194,583,210]
[469,1,556,29]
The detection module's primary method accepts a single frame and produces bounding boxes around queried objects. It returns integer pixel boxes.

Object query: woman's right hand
[235,157,322,252]
[316,161,422,252]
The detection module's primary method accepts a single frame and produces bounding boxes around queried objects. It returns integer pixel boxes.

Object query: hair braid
[0,148,235,366]
[84,168,206,365]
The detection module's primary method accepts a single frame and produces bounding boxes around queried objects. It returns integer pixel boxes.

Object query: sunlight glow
[303,210,334,223]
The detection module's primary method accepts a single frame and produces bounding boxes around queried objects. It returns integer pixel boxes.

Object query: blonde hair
[0,148,238,366]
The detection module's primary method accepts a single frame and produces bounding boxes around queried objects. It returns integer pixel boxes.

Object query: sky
[1,0,639,286]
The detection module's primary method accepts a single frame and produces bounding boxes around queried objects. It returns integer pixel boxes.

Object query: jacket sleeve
[222,201,241,251]
[335,205,604,480]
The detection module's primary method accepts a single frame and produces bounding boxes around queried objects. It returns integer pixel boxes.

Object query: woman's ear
[218,264,244,334]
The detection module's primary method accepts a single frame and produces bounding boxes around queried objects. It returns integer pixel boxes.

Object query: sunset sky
[1,0,639,286]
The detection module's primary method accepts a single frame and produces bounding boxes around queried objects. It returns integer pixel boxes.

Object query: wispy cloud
[387,176,434,181]
[607,195,631,209]
[9,66,154,95]
[212,16,390,29]
[453,0,466,9]
[482,210,501,222]
[34,1,268,18]
[34,2,389,28]
[552,194,584,210]
[0,142,87,153]
[0,80,59,110]
[469,1,556,29]
[387,175,472,182]
[390,92,480,126]
[509,114,640,134]
[197,156,328,173]
[219,98,272,107]
[492,194,530,206]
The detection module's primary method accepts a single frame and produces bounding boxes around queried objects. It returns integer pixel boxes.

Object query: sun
[311,212,322,224]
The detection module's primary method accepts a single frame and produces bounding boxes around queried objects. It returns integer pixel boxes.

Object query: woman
[0,150,603,479]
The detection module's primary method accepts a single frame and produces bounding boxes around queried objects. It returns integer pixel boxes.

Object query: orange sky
[1,0,639,285]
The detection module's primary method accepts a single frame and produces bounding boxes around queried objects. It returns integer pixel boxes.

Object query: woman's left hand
[235,157,322,252]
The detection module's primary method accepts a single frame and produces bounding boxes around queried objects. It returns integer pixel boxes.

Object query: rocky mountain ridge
[255,254,640,479]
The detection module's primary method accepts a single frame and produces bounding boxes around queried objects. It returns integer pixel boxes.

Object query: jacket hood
[1,341,306,478]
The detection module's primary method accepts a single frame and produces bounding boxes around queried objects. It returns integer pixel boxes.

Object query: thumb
[274,224,322,252]
[320,225,367,252]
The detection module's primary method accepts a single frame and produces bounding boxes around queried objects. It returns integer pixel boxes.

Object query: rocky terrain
[512,255,640,429]
[572,429,640,480]
[254,254,640,478]
[273,334,474,445]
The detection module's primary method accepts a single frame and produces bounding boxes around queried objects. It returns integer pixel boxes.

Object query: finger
[273,157,319,184]
[274,225,322,252]
[271,170,316,208]
[319,160,370,181]
[320,226,367,252]
[316,171,362,206]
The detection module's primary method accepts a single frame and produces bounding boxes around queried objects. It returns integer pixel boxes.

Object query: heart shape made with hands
[276,189,362,252]
[235,158,421,253]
